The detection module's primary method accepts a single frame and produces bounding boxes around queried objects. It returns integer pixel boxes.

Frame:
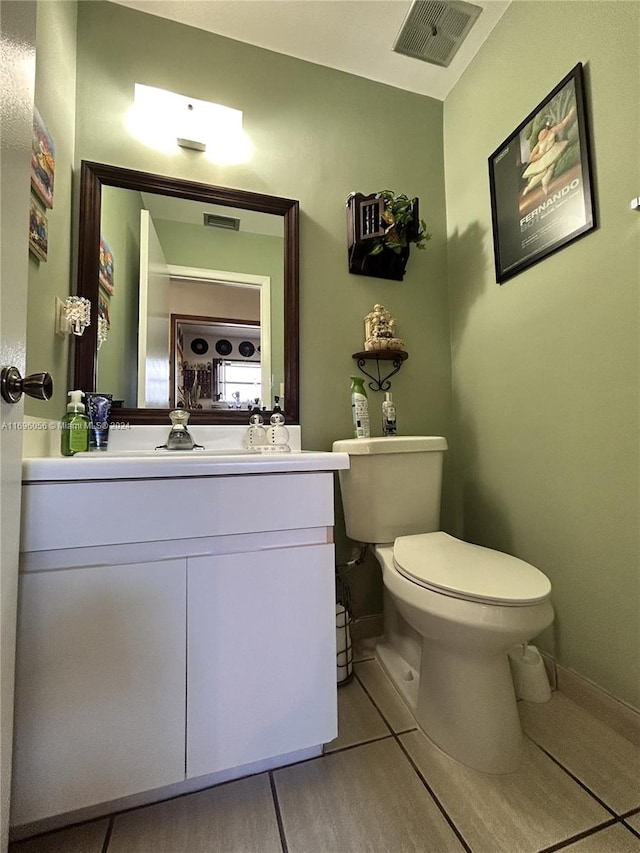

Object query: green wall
[26,0,77,418]
[444,1,640,707]
[97,185,143,404]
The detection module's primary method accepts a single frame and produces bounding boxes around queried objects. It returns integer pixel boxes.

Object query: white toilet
[332,436,554,774]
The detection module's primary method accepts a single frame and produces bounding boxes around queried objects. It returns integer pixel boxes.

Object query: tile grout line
[622,818,640,841]
[353,667,397,736]
[526,738,620,818]
[353,668,474,853]
[9,814,115,850]
[325,732,395,755]
[393,735,474,853]
[19,761,293,847]
[623,807,640,818]
[268,771,289,853]
[535,817,624,853]
[101,815,114,853]
[523,734,640,850]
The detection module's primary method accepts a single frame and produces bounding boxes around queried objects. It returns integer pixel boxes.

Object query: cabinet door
[12,560,186,826]
[187,544,336,779]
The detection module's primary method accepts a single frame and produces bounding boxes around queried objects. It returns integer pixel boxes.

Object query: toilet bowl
[375,533,553,773]
[332,436,554,774]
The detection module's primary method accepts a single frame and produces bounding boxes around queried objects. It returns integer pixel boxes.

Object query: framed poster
[488,63,595,285]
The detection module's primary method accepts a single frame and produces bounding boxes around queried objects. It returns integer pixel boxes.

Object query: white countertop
[22,450,349,483]
[22,422,350,482]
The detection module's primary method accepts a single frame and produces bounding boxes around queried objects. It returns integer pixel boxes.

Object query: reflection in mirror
[166,268,273,412]
[75,161,299,424]
[97,189,280,410]
[170,314,262,410]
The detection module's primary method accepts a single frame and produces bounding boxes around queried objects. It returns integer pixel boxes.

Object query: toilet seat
[393,532,551,606]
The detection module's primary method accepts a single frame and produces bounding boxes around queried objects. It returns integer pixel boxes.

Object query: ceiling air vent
[203,212,240,231]
[392,0,482,68]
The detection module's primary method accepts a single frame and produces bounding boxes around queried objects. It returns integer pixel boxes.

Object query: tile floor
[10,643,640,853]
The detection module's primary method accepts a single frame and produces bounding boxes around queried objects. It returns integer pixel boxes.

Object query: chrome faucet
[156,408,203,451]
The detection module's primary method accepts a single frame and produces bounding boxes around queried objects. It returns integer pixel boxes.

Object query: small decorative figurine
[266,409,291,452]
[246,408,267,449]
[363,304,405,351]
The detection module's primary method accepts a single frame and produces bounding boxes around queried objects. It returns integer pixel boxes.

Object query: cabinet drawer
[21,472,335,551]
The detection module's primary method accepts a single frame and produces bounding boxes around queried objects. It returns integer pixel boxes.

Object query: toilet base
[376,637,523,774]
[415,641,523,774]
[376,639,419,711]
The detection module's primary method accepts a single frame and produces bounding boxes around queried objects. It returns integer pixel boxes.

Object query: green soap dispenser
[61,390,89,456]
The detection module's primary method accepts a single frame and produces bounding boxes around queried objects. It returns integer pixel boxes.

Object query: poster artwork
[488,64,595,284]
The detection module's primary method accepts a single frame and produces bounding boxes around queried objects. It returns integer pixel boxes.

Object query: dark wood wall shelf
[352,350,408,392]
[348,246,410,281]
[346,192,418,281]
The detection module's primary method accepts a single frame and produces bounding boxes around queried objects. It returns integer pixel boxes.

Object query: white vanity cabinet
[187,544,335,778]
[14,455,347,830]
[11,560,187,826]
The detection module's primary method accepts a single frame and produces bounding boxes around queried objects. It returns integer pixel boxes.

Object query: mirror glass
[75,161,299,424]
[170,314,262,410]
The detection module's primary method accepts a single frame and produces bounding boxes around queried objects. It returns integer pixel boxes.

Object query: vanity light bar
[177,136,206,152]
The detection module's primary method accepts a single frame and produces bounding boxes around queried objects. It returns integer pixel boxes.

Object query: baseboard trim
[554,661,640,747]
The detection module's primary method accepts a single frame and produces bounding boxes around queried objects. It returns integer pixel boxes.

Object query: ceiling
[111,0,510,101]
[140,193,284,236]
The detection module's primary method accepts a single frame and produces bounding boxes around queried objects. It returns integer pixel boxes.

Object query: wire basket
[336,603,353,685]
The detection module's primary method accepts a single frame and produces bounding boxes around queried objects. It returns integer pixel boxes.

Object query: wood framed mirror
[74,161,299,424]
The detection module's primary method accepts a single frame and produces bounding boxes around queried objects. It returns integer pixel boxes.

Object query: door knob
[1,366,53,404]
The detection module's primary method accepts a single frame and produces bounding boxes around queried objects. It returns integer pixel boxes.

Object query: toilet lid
[393,532,551,606]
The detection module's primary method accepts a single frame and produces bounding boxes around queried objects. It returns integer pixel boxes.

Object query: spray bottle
[350,376,370,439]
[382,391,397,436]
[60,390,89,456]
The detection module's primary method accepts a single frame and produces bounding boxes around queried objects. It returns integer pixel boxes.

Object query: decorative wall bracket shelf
[352,350,408,392]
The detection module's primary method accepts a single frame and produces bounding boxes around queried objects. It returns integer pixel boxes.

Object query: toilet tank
[332,436,448,544]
